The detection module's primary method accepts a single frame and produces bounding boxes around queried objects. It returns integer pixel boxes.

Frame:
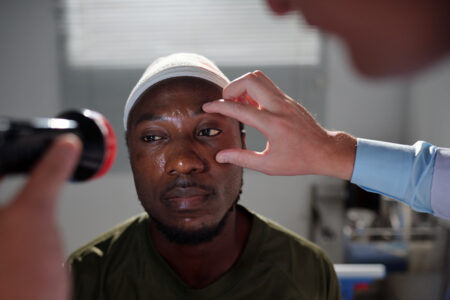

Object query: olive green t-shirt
[68,206,341,300]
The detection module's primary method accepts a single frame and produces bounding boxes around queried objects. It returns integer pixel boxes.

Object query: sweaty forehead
[128,77,222,129]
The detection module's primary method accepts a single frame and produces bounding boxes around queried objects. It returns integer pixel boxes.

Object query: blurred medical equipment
[311,181,449,300]
[334,264,386,300]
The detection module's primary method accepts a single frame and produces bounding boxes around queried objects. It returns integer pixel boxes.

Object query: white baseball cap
[123,53,229,129]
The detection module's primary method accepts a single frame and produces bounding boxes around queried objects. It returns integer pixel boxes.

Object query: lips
[164,186,210,199]
[162,186,213,210]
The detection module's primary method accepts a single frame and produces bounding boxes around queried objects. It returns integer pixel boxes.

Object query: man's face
[267,0,450,77]
[127,77,243,243]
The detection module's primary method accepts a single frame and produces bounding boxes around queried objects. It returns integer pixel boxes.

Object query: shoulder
[250,210,338,285]
[67,213,150,300]
[67,213,149,269]
[248,211,340,299]
[254,212,329,262]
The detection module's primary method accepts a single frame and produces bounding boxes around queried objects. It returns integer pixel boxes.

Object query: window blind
[60,0,320,67]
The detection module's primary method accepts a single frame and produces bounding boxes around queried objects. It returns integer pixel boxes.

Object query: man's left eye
[198,128,222,137]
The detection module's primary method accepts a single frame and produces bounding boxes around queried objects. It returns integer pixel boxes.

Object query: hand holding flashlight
[0,109,116,300]
[0,135,81,300]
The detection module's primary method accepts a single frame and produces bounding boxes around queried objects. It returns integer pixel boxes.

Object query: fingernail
[216,153,228,163]
[55,134,83,157]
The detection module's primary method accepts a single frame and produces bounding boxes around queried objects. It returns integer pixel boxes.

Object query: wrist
[323,131,357,180]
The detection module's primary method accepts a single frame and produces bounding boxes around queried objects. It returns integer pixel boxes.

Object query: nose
[165,142,206,176]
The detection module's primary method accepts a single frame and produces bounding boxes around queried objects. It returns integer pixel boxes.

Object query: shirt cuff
[350,138,436,214]
[430,148,450,219]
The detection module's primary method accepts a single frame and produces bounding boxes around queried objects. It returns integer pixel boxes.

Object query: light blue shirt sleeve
[429,148,450,219]
[350,138,437,214]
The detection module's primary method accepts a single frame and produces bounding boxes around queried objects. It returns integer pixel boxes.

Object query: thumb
[216,149,265,171]
[15,134,82,211]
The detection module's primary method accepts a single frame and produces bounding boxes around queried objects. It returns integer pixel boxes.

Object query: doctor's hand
[0,135,81,300]
[203,71,356,180]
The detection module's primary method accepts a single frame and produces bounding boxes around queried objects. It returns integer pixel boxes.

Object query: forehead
[128,77,222,127]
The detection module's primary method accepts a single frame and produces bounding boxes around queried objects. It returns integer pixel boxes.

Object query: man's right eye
[142,135,163,142]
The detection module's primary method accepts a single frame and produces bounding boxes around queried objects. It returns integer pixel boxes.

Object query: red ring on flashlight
[93,114,117,179]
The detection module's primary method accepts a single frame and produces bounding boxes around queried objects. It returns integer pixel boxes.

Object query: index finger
[223,71,284,112]
[203,99,273,138]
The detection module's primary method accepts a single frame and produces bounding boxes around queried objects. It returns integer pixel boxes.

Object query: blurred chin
[352,53,445,79]
[349,50,398,78]
[266,0,293,15]
[346,40,435,78]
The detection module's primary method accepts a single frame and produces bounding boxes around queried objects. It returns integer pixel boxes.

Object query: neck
[149,206,251,289]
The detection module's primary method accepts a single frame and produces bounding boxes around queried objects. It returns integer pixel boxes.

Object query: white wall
[0,0,61,117]
[407,57,450,146]
[324,38,409,143]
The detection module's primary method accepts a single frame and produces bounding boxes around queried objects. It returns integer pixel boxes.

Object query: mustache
[161,177,216,198]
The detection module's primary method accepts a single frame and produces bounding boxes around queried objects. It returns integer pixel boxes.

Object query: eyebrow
[134,107,205,127]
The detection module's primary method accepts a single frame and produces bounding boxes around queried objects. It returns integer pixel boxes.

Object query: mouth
[163,186,212,210]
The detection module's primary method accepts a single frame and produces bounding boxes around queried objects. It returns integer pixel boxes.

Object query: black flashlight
[0,109,117,182]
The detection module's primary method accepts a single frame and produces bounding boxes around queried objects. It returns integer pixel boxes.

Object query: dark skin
[127,77,251,288]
